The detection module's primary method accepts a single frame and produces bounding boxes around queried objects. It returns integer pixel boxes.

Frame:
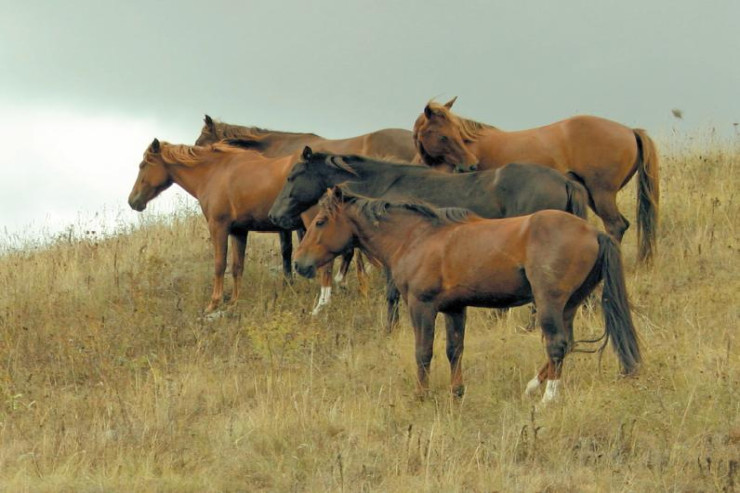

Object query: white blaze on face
[0,102,191,244]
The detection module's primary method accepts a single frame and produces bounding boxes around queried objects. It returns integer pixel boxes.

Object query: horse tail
[564,175,589,220]
[633,129,660,263]
[597,233,641,375]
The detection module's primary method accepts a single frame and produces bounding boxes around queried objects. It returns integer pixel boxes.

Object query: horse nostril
[469,164,478,172]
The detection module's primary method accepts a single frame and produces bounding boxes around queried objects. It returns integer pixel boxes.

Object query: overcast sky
[1,0,738,244]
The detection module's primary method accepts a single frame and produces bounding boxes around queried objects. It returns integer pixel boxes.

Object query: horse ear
[444,96,457,109]
[150,138,161,153]
[424,103,434,119]
[302,146,313,160]
[204,114,214,129]
[331,185,344,201]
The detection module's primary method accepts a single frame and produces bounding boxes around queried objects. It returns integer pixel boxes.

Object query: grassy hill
[0,134,738,491]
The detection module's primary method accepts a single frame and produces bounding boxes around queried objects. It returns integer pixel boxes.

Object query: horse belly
[438,263,532,310]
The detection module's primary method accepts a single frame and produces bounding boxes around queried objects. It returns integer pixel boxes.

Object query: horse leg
[355,251,369,297]
[591,190,630,243]
[335,249,354,284]
[279,230,293,281]
[524,362,550,397]
[384,267,400,332]
[538,304,569,404]
[409,298,437,396]
[229,231,248,306]
[206,223,229,313]
[443,308,467,397]
[311,263,333,316]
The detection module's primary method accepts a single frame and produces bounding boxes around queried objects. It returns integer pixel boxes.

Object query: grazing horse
[196,115,417,313]
[269,147,588,330]
[413,98,660,262]
[294,186,641,402]
[128,139,300,312]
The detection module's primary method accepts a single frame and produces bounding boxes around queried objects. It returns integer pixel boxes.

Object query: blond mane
[152,141,252,167]
[425,101,498,141]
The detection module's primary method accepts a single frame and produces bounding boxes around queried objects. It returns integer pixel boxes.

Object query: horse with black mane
[269,147,589,330]
[293,186,641,402]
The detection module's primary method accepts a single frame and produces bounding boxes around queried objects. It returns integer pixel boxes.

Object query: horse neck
[345,206,434,270]
[227,125,322,154]
[336,160,405,195]
[161,153,221,200]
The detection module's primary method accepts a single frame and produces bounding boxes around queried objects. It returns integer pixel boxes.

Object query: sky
[1,0,738,245]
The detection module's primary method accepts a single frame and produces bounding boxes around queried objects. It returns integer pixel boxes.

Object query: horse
[413,98,660,262]
[195,115,417,313]
[268,147,589,331]
[195,114,417,161]
[294,186,641,402]
[128,138,302,313]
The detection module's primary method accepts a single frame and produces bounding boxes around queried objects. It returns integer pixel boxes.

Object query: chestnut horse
[128,139,301,312]
[269,147,588,331]
[196,115,417,313]
[195,114,417,161]
[294,186,641,402]
[413,98,660,262]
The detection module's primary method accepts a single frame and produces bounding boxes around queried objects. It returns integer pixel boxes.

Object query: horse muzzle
[293,260,316,279]
[269,213,302,230]
[128,195,147,212]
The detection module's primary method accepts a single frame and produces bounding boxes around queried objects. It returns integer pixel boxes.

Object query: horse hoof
[524,376,541,397]
[540,380,562,404]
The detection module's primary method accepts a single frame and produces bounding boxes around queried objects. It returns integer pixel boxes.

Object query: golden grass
[0,134,738,492]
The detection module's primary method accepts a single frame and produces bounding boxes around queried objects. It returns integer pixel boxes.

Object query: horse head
[293,186,354,278]
[413,97,479,173]
[127,138,174,211]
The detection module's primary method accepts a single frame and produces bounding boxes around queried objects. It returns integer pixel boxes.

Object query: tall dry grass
[0,133,737,492]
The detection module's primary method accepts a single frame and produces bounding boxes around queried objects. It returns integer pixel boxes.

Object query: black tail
[565,178,589,220]
[633,129,660,263]
[597,233,641,374]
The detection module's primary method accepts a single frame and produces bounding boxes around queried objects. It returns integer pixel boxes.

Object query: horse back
[485,163,587,218]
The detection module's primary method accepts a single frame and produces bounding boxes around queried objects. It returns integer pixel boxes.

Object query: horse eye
[316,218,327,227]
[440,136,449,143]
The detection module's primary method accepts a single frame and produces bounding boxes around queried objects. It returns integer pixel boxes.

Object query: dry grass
[0,133,738,492]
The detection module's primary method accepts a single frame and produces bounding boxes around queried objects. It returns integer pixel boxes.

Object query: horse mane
[307,152,364,177]
[322,184,473,227]
[209,119,320,140]
[154,141,251,167]
[425,100,498,141]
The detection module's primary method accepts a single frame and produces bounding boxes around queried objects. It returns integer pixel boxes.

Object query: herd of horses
[128,98,658,403]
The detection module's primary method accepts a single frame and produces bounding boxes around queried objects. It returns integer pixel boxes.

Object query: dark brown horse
[269,147,588,330]
[294,186,641,402]
[128,139,300,312]
[195,115,417,161]
[413,98,660,262]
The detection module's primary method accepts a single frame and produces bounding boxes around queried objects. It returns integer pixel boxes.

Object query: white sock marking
[542,379,561,404]
[311,286,332,316]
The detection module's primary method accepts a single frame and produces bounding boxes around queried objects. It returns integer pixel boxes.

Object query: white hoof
[541,379,561,404]
[311,287,332,316]
[524,376,541,396]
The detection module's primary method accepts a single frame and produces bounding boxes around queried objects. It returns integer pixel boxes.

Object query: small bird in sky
[671,108,683,119]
